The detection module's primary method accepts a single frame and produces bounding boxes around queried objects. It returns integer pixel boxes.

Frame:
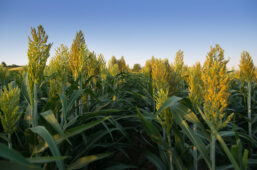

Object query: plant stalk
[167,135,173,170]
[247,81,252,138]
[193,124,197,170]
[33,83,38,127]
[211,133,216,170]
[79,73,83,115]
[8,133,12,149]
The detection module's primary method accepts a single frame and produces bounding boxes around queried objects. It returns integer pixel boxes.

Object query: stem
[162,127,166,140]
[248,81,252,138]
[33,83,38,127]
[211,133,216,170]
[75,101,77,116]
[193,124,197,170]
[167,135,173,170]
[79,73,83,115]
[60,91,65,128]
[8,133,12,149]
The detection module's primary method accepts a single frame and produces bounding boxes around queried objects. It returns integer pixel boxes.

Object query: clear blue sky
[0,0,256,68]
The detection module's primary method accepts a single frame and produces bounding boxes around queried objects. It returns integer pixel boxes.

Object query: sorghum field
[0,25,257,170]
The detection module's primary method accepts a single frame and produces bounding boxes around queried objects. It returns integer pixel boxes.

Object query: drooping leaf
[30,126,64,170]
[33,116,111,154]
[143,150,166,170]
[166,97,212,168]
[198,108,240,170]
[68,152,113,170]
[137,108,167,147]
[40,110,71,145]
[0,161,40,170]
[27,156,67,164]
[0,143,30,165]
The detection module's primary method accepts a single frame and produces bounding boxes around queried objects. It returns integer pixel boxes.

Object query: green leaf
[59,89,84,124]
[30,126,64,170]
[167,97,212,169]
[21,73,31,106]
[0,143,30,165]
[33,116,111,154]
[27,156,68,164]
[155,96,182,116]
[68,89,84,112]
[0,133,8,142]
[143,150,166,170]
[242,149,248,170]
[198,108,240,170]
[59,93,68,123]
[64,116,111,139]
[0,161,41,170]
[68,152,113,170]
[80,109,120,120]
[72,128,120,160]
[40,110,71,145]
[137,108,167,147]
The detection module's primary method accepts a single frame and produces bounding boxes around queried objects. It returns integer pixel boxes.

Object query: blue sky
[0,0,256,68]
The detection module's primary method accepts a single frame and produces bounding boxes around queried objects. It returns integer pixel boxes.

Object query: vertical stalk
[75,73,78,116]
[211,133,216,170]
[149,69,153,99]
[33,83,38,127]
[193,124,197,170]
[162,127,166,140]
[248,81,252,138]
[61,86,65,128]
[79,73,83,115]
[167,135,173,170]
[8,133,12,149]
[75,101,78,116]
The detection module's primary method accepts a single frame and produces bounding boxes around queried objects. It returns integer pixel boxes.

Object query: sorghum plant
[0,82,21,149]
[27,25,52,127]
[239,51,255,138]
[202,44,234,170]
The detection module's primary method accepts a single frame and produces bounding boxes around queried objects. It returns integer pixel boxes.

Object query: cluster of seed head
[239,51,255,82]
[188,62,204,108]
[27,25,52,106]
[0,82,21,134]
[201,44,233,130]
[155,88,172,138]
[174,49,184,78]
[69,31,88,80]
[151,57,171,89]
[27,25,52,86]
[48,44,71,96]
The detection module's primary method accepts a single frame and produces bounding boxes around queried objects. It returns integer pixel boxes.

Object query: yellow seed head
[188,62,203,107]
[155,89,172,137]
[69,30,87,80]
[202,44,233,130]
[174,50,184,76]
[151,57,171,89]
[0,82,21,134]
[239,51,255,82]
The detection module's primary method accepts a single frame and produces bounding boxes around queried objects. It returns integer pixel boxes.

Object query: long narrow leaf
[198,108,240,170]
[33,116,111,154]
[0,161,40,170]
[0,143,30,165]
[40,110,71,145]
[30,126,64,170]
[68,152,113,170]
[166,97,212,168]
[27,156,67,164]
[137,108,167,147]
